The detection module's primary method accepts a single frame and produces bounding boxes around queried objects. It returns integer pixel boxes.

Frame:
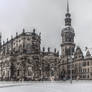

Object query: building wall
[0,30,59,81]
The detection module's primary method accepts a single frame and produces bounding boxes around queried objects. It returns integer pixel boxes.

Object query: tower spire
[65,0,71,26]
[67,0,69,13]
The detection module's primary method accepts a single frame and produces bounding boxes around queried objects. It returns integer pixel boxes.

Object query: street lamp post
[70,57,72,84]
[68,56,73,83]
[68,49,74,84]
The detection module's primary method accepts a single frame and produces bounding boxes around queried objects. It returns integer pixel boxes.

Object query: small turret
[54,48,56,53]
[48,47,50,52]
[43,47,45,52]
[23,28,25,33]
[16,32,18,37]
[33,28,35,33]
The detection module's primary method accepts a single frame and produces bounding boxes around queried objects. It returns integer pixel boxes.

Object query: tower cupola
[65,0,71,26]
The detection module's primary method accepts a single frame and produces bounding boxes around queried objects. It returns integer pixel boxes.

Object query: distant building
[0,0,92,81]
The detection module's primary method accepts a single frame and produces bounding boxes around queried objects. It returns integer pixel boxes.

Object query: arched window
[28,67,32,76]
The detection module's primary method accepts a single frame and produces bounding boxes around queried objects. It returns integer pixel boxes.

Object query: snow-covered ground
[0,80,92,92]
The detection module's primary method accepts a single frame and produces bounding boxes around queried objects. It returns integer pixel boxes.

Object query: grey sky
[0,0,92,53]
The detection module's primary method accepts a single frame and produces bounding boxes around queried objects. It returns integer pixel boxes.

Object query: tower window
[17,70,20,76]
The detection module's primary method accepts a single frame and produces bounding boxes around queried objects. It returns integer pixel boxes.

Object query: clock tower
[61,0,75,57]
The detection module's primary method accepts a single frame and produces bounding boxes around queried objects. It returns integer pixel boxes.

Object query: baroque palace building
[0,29,59,81]
[0,1,92,81]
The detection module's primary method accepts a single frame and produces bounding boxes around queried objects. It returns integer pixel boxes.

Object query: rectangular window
[87,61,89,66]
[88,68,89,72]
[83,62,86,66]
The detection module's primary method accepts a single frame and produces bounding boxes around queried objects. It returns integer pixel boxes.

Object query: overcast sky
[0,0,92,53]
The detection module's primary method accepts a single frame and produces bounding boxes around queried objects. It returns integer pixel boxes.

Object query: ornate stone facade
[0,29,59,81]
